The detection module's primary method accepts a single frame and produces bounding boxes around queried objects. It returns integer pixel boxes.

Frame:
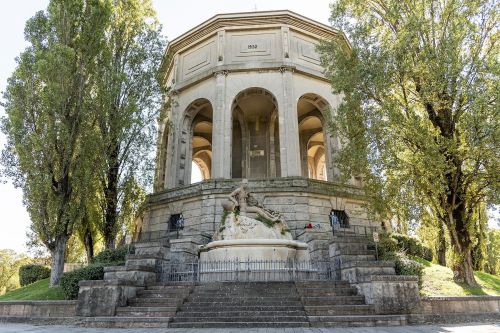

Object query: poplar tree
[320,0,499,286]
[93,0,164,249]
[1,0,111,286]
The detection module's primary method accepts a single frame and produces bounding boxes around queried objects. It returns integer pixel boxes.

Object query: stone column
[165,92,180,189]
[324,128,335,181]
[278,67,301,176]
[212,70,230,179]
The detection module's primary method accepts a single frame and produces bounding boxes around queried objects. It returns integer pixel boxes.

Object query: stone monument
[199,180,310,265]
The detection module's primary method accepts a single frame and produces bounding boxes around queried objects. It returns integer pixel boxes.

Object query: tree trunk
[84,228,94,265]
[452,247,477,286]
[437,223,446,266]
[103,148,120,249]
[49,235,68,287]
[446,205,478,286]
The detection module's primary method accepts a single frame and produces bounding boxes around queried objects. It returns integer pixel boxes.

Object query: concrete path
[0,323,498,333]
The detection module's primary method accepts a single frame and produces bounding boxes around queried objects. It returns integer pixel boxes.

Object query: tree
[320,0,499,286]
[0,249,30,295]
[486,229,500,275]
[1,0,111,286]
[92,0,164,249]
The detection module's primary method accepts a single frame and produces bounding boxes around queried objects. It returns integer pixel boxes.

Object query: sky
[1,1,498,254]
[0,0,334,254]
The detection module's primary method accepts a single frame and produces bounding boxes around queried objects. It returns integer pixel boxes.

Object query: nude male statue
[222,180,281,222]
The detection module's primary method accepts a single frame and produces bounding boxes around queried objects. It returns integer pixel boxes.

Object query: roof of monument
[168,10,346,52]
[160,10,350,81]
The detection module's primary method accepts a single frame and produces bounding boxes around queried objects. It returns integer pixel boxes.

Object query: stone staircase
[297,280,406,327]
[169,282,310,328]
[116,283,192,318]
[329,228,419,317]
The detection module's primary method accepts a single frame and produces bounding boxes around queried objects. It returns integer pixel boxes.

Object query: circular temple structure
[138,10,379,264]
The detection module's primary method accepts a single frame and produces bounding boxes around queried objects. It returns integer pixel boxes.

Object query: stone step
[137,290,190,298]
[298,288,358,297]
[182,300,303,306]
[333,248,376,255]
[175,310,306,318]
[332,243,369,252]
[78,316,171,328]
[115,306,176,317]
[308,315,407,327]
[169,321,310,328]
[173,316,308,323]
[194,285,296,290]
[295,281,350,287]
[181,305,305,312]
[302,296,365,306]
[192,289,297,297]
[305,304,374,315]
[128,298,183,307]
[331,236,373,243]
[186,296,301,302]
[147,283,194,289]
[336,254,376,262]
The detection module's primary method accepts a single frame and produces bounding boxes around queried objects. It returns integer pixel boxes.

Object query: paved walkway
[0,323,498,333]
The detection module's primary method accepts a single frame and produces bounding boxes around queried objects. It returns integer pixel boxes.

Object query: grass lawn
[0,278,65,301]
[414,257,500,296]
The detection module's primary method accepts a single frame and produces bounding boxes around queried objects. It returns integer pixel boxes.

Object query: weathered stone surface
[0,301,76,318]
[76,280,137,317]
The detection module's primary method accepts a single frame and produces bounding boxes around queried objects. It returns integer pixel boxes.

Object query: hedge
[93,244,135,265]
[19,264,51,287]
[59,264,105,300]
[382,251,425,287]
[378,233,433,262]
[59,245,135,300]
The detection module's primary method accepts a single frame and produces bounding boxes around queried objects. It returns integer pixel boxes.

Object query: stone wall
[139,177,376,261]
[409,296,500,323]
[0,301,76,318]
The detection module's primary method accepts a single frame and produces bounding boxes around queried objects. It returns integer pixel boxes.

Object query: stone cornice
[159,10,350,85]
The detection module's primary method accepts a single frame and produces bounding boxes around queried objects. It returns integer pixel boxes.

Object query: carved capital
[279,66,294,73]
[214,70,229,77]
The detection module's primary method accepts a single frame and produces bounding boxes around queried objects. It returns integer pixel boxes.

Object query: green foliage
[93,245,135,266]
[18,264,51,287]
[0,250,31,295]
[486,229,500,275]
[382,251,425,287]
[255,214,277,228]
[319,0,499,285]
[0,278,65,301]
[221,210,230,225]
[92,0,165,248]
[59,264,105,300]
[1,0,114,286]
[281,228,291,235]
[378,233,398,257]
[391,233,433,262]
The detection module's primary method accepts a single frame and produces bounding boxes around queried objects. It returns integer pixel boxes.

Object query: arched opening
[191,161,203,183]
[179,98,213,185]
[231,87,280,179]
[298,93,330,181]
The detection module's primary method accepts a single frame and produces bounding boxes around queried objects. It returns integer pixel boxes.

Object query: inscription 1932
[247,44,258,49]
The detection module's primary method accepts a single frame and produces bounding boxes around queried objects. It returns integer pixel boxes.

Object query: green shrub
[19,264,51,287]
[93,245,135,265]
[381,233,433,262]
[59,264,105,300]
[382,251,425,287]
[378,233,398,257]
